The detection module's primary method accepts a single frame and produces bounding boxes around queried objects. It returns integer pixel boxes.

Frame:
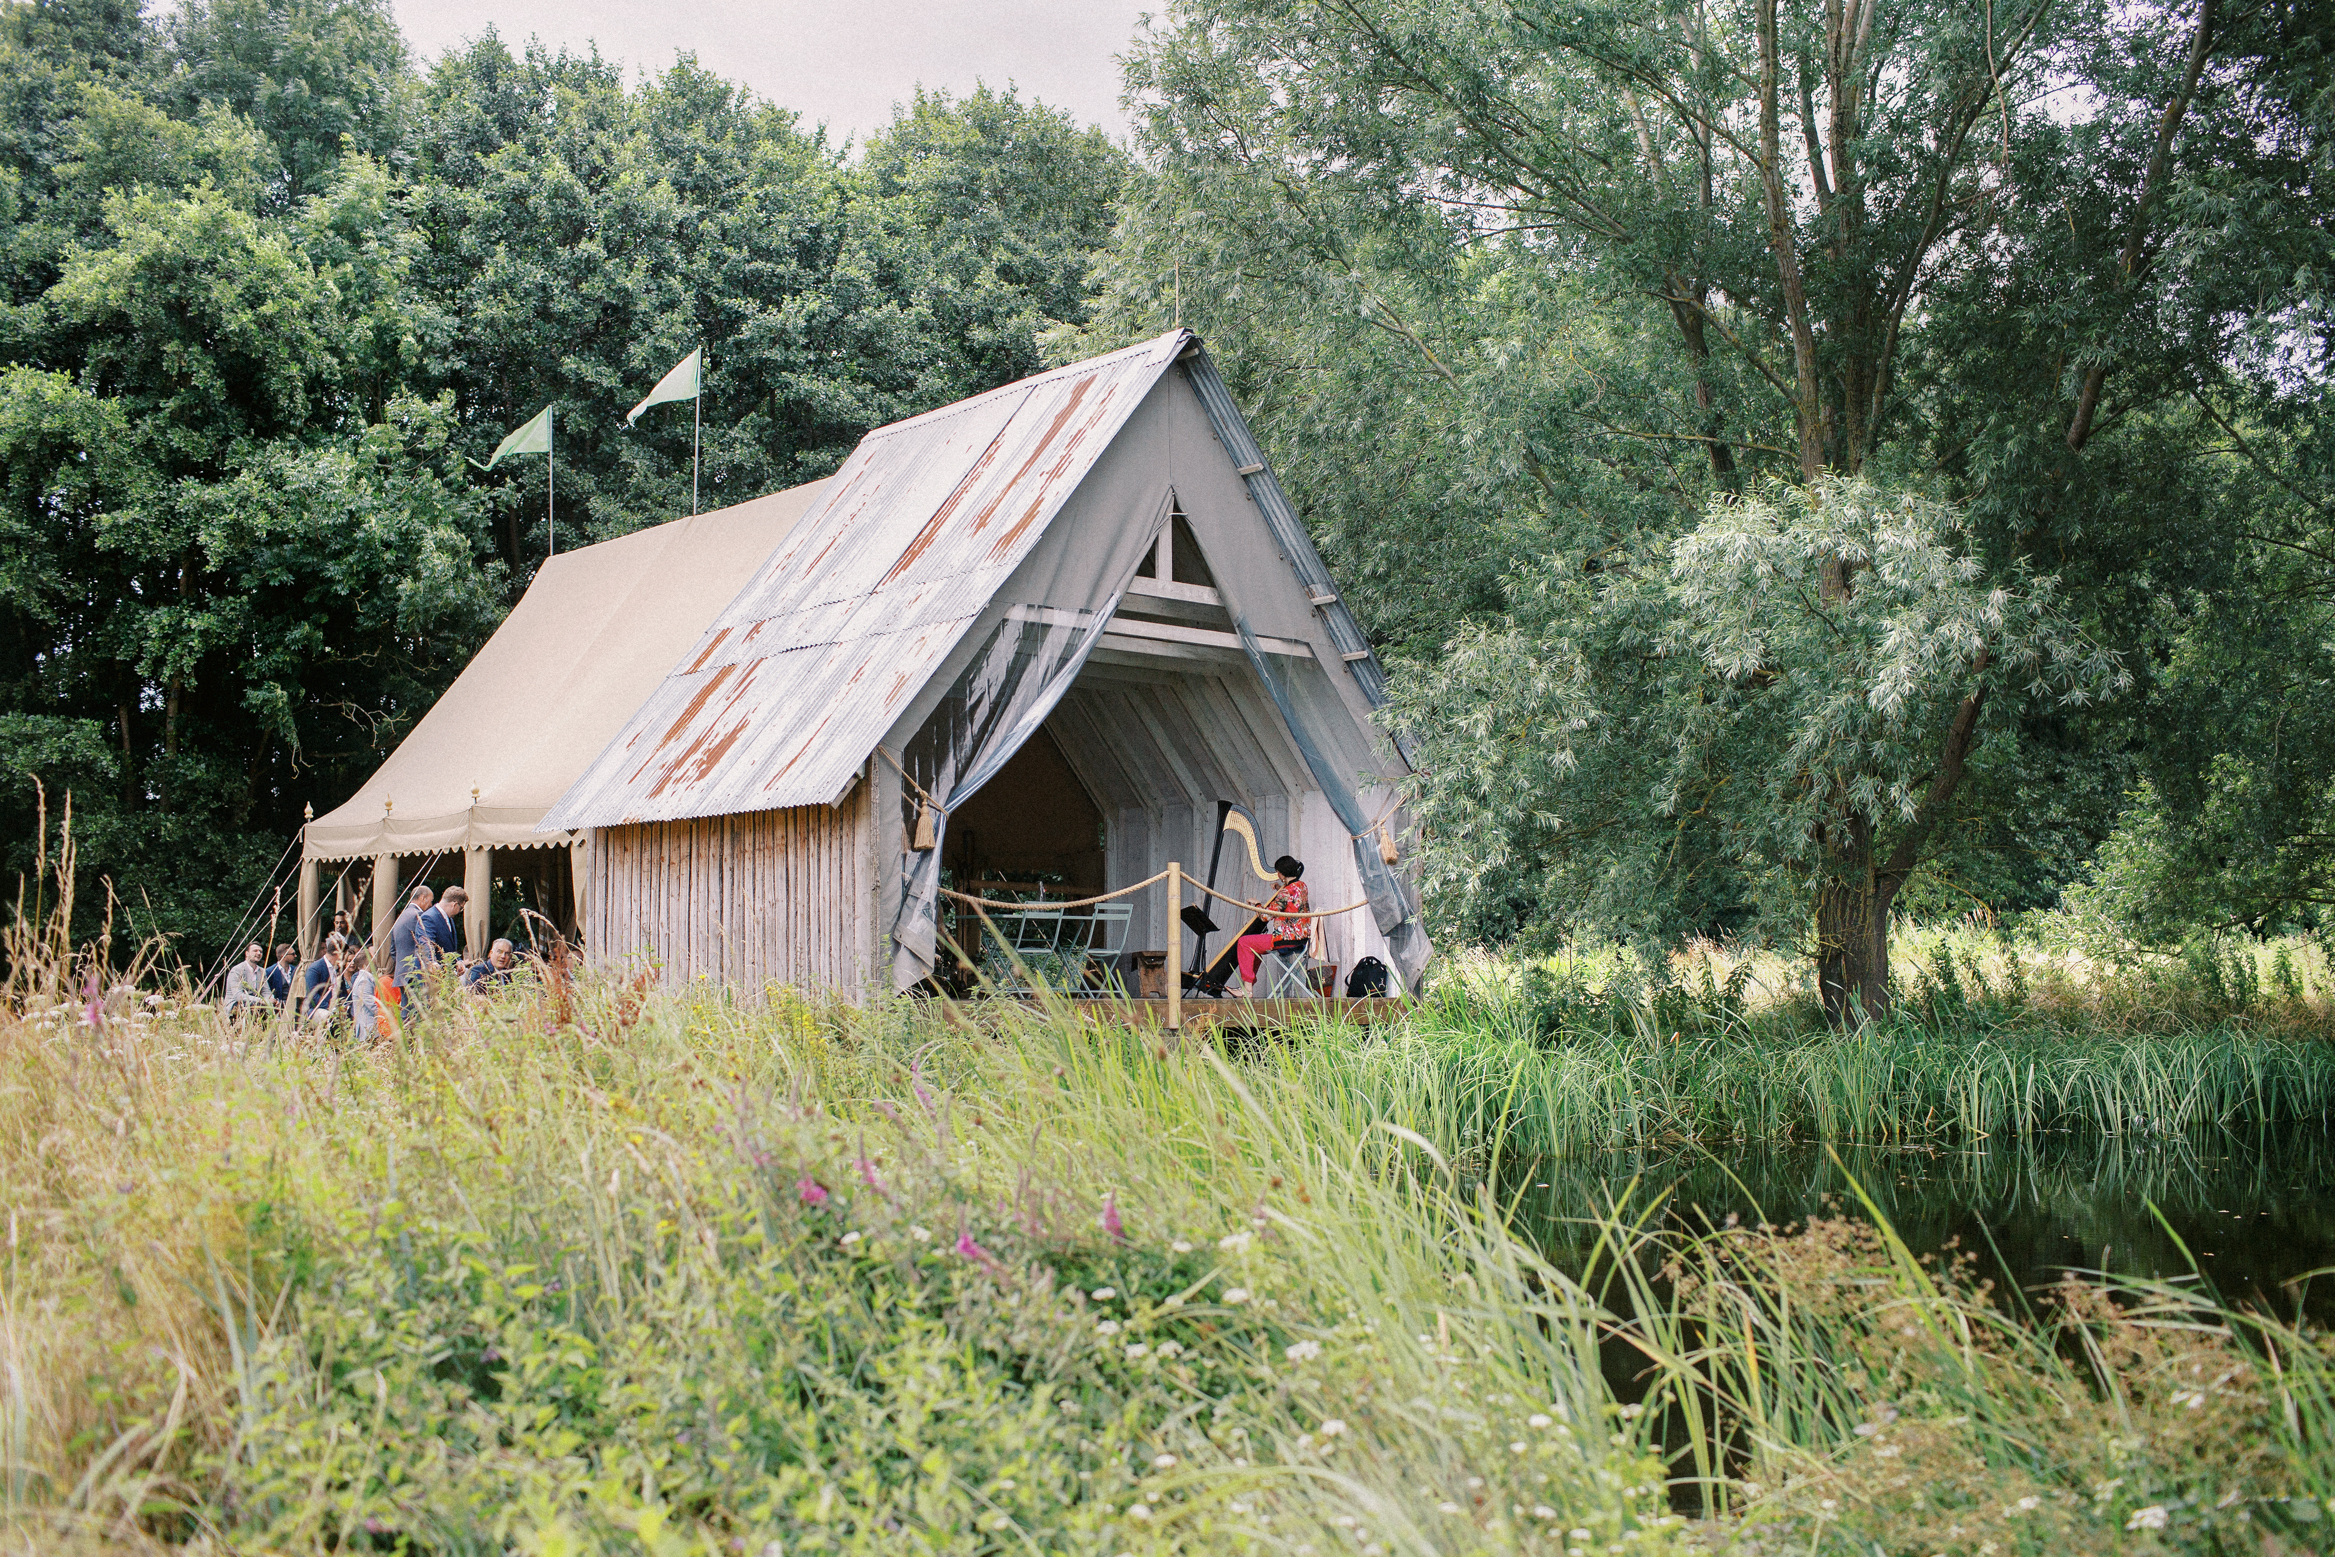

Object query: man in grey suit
[388,886,436,1006]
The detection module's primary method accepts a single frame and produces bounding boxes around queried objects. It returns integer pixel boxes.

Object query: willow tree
[1104,0,2324,1019]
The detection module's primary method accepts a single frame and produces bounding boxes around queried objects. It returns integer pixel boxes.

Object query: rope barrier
[1188,876,1372,922]
[938,869,1170,912]
[935,870,1368,924]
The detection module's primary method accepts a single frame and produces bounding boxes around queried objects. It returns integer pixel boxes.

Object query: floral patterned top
[1265,879,1311,939]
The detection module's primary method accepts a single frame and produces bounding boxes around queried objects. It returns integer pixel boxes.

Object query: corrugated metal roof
[542,329,1192,829]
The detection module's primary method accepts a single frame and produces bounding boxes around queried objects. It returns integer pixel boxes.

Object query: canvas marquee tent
[298,482,825,956]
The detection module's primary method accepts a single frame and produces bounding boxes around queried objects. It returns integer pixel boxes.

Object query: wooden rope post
[1166,861,1182,1034]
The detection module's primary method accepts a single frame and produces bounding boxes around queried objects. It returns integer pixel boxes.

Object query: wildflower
[857,1153,883,1190]
[909,1224,931,1242]
[1528,1413,1553,1428]
[1230,1502,1252,1514]
[1171,1239,1193,1253]
[2127,1506,2169,1531]
[1124,1342,1147,1357]
[911,1060,935,1110]
[1617,1402,1644,1419]
[1103,1192,1125,1242]
[1091,1286,1117,1300]
[1221,1287,1250,1304]
[1284,1340,1323,1362]
[1095,1320,1122,1336]
[1533,1506,1556,1519]
[1438,1502,1461,1515]
[1570,1532,1591,1542]
[1319,1419,1346,1437]
[1155,1341,1184,1358]
[1510,1441,1527,1454]
[797,1177,829,1206]
[1153,1454,1177,1469]
[1466,1478,1483,1489]
[1219,1231,1252,1253]
[2013,1496,2041,1513]
[840,1230,862,1245]
[1126,1504,1151,1521]
[955,1231,995,1263]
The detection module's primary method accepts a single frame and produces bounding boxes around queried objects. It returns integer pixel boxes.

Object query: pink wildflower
[858,1154,884,1191]
[797,1177,829,1207]
[82,969,104,1031]
[1102,1191,1125,1242]
[955,1231,995,1264]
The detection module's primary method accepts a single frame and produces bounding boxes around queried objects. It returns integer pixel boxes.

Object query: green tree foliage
[0,0,1129,965]
[1092,0,2331,1014]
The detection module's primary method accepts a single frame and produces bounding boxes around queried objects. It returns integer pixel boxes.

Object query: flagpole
[691,351,701,517]
[547,409,556,556]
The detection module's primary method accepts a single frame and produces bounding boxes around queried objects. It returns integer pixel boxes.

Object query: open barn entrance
[942,727,1105,898]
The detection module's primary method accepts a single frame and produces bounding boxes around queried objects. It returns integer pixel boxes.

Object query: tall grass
[1600,1185,2335,1550]
[1,975,1673,1554]
[5,917,2333,1552]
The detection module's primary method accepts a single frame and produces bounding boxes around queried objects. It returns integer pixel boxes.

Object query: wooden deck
[1015,995,1410,1030]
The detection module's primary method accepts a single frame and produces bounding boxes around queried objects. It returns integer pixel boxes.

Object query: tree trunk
[1814,872,1894,1025]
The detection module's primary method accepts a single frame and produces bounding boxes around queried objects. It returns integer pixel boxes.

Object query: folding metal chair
[1258,937,1314,998]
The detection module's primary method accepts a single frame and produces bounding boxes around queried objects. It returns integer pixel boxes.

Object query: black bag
[1345,955,1389,998]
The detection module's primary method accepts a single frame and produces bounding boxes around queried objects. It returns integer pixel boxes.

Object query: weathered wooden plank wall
[585,782,875,1001]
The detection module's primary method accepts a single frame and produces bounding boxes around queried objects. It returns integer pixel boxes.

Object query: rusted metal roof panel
[543,329,1191,828]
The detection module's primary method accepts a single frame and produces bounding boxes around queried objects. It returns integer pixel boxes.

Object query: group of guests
[220,883,522,1038]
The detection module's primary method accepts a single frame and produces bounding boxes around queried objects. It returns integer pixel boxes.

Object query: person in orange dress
[1236,855,1309,993]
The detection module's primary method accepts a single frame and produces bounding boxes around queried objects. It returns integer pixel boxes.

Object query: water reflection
[1509,1125,2335,1322]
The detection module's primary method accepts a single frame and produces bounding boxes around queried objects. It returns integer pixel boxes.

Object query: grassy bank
[5,980,1665,1555]
[5,948,2335,1552]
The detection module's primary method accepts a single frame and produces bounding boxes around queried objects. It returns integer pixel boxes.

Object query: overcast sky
[391,0,1151,148]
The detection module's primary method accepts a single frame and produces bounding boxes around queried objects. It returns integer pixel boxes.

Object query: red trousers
[1236,932,1282,984]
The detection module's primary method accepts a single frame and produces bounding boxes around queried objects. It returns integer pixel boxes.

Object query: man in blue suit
[424,887,467,971]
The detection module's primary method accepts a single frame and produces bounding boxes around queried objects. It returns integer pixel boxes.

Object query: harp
[1181,801,1278,994]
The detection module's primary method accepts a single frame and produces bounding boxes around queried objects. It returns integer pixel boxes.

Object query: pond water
[1512,1126,2335,1323]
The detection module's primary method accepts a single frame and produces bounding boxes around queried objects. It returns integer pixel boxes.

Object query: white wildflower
[1284,1340,1323,1362]
[1171,1240,1193,1253]
[1319,1418,1346,1437]
[1095,1320,1121,1336]
[1155,1341,1184,1358]
[1091,1287,1116,1300]
[1533,1506,1556,1519]
[2128,1506,2169,1531]
[839,1230,862,1245]
[1438,1502,1462,1515]
[909,1225,931,1242]
[1222,1287,1250,1305]
[1127,1503,1151,1521]
[1528,1413,1553,1428]
[1153,1454,1177,1469]
[1219,1231,1252,1253]
[1124,1342,1148,1358]
[1510,1441,1528,1454]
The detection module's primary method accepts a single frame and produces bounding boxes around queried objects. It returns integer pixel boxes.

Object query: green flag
[626,348,701,425]
[475,405,552,470]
